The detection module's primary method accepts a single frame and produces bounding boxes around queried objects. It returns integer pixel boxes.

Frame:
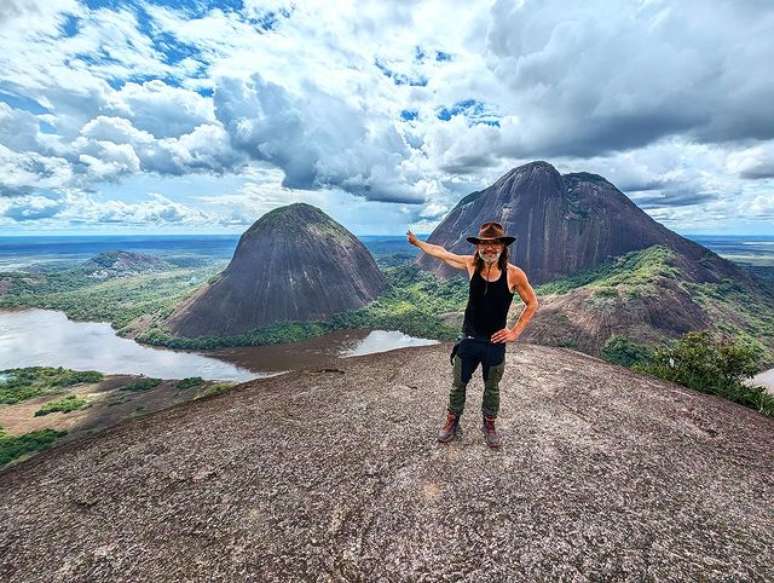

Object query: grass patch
[194,383,235,399]
[681,278,774,348]
[34,394,90,416]
[0,367,103,405]
[535,245,679,296]
[0,427,68,467]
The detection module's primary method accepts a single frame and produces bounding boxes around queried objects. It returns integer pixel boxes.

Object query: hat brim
[467,236,516,246]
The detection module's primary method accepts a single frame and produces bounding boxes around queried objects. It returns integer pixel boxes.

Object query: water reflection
[1,308,442,382]
[339,330,439,357]
[203,328,439,373]
[0,308,264,382]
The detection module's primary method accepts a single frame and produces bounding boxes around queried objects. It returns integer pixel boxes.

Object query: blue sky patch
[375,59,428,86]
[400,110,418,121]
[0,91,50,114]
[153,31,202,65]
[437,99,500,126]
[61,14,80,37]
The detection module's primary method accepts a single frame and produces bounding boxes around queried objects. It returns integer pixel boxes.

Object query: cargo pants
[448,337,506,418]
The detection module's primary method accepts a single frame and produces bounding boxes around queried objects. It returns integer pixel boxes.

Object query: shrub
[176,376,204,389]
[0,367,102,404]
[0,428,68,467]
[120,377,162,391]
[54,370,103,386]
[632,330,773,416]
[194,383,234,400]
[602,335,653,367]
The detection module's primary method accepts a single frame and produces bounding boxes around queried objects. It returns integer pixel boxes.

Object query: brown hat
[466,221,516,246]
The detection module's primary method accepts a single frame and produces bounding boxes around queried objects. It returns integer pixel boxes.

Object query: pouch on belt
[450,340,462,365]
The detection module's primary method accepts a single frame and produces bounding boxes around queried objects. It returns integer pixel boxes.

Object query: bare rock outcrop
[1,343,771,582]
[165,203,386,337]
[417,160,753,289]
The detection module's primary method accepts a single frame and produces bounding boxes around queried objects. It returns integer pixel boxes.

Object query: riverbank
[748,367,774,395]
[0,368,246,471]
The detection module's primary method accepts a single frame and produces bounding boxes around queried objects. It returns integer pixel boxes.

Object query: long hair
[474,243,510,275]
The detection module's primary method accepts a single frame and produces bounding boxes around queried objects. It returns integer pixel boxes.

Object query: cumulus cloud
[87,192,213,225]
[0,0,772,232]
[726,143,774,179]
[111,80,215,139]
[0,189,215,226]
[0,145,73,197]
[1,195,65,221]
[213,72,423,203]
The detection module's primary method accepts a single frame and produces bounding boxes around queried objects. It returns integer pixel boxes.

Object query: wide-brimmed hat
[466,221,516,246]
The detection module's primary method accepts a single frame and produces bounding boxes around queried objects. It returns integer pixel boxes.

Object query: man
[407,222,539,448]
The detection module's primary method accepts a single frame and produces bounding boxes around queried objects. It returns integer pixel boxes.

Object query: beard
[479,249,501,264]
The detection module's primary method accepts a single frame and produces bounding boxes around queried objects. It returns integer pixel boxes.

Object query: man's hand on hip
[491,328,519,343]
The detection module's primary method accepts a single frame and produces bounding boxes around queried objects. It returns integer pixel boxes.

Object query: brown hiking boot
[481,415,501,448]
[437,410,462,443]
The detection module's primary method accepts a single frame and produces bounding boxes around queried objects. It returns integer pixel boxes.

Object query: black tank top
[462,266,515,338]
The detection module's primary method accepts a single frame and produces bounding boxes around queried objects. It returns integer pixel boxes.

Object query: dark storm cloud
[486,0,774,158]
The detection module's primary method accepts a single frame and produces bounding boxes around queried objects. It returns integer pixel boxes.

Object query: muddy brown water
[201,328,440,373]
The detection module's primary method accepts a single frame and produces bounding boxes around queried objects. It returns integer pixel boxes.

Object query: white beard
[479,250,501,264]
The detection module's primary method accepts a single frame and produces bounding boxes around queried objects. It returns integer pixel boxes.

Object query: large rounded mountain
[165,203,386,338]
[416,160,742,285]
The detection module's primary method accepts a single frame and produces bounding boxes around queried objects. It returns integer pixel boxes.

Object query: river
[0,308,439,382]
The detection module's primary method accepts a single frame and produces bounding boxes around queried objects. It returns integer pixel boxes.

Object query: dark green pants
[448,338,506,418]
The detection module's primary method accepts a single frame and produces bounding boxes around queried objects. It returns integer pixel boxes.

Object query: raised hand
[406,229,419,247]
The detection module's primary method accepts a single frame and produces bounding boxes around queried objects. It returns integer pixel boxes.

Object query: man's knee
[483,360,505,387]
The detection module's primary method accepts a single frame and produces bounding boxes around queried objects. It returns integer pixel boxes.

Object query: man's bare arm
[406,230,472,270]
[509,266,539,336]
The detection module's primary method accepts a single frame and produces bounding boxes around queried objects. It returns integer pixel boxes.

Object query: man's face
[478,241,504,264]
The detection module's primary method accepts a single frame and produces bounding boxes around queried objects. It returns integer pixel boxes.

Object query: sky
[0,0,772,236]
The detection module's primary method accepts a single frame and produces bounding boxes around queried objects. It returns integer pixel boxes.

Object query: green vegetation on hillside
[120,377,162,392]
[0,263,226,330]
[34,394,90,416]
[629,330,773,417]
[0,426,68,468]
[176,376,205,389]
[683,278,774,347]
[534,245,679,296]
[136,264,471,350]
[601,335,654,367]
[0,367,103,405]
[536,245,774,363]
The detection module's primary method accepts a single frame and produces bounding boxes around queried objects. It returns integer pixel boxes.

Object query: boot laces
[444,412,459,430]
[483,416,496,432]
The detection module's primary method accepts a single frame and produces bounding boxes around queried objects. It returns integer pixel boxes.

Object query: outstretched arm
[407,229,471,270]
